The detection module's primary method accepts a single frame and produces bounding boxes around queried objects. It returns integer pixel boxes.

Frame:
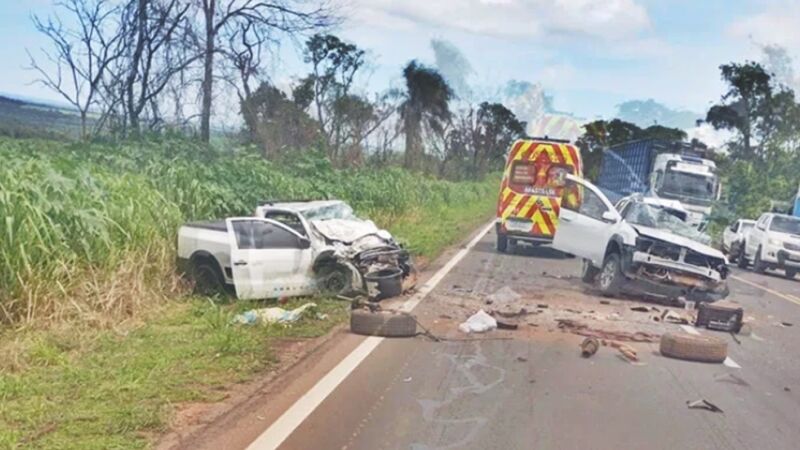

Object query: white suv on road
[740,213,800,279]
[722,219,755,255]
[552,175,729,302]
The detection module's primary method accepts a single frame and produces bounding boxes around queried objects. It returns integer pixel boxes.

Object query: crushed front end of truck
[619,235,729,302]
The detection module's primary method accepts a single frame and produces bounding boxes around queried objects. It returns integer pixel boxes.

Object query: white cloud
[728,5,800,51]
[349,0,651,41]
[685,123,732,151]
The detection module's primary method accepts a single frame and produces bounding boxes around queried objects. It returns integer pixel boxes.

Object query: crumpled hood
[310,218,394,244]
[632,225,725,260]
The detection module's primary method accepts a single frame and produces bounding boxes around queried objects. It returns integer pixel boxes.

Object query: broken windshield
[660,170,716,206]
[624,202,711,244]
[302,202,358,221]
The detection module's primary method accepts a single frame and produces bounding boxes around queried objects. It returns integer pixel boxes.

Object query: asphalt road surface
[200,225,800,450]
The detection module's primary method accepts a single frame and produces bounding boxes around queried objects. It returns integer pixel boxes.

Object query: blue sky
[3,0,800,120]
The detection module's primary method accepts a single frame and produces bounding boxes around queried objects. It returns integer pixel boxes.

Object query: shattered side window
[562,180,608,222]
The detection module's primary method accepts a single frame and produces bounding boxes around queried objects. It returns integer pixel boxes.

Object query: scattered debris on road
[661,309,692,325]
[458,310,497,334]
[686,399,724,413]
[781,322,793,327]
[630,306,650,313]
[537,304,549,309]
[496,320,519,330]
[233,303,319,325]
[785,386,791,392]
[599,300,612,305]
[695,301,744,333]
[517,356,528,362]
[580,337,599,357]
[557,319,659,343]
[487,286,521,305]
[613,343,639,363]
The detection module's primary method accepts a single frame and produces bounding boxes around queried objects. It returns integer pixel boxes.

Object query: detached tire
[660,332,728,363]
[350,309,417,337]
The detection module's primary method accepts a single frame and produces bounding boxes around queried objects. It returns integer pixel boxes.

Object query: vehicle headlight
[769,238,783,247]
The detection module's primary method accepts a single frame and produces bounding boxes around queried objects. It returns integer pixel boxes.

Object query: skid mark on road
[411,341,506,450]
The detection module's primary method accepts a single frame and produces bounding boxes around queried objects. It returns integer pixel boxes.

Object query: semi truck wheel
[786,269,797,279]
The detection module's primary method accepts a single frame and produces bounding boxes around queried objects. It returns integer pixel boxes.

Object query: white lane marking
[731,274,800,306]
[723,357,742,369]
[680,324,700,335]
[246,221,495,450]
[679,325,741,369]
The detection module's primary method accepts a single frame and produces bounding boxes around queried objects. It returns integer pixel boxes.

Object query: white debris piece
[458,310,498,334]
[233,303,319,325]
[487,286,521,305]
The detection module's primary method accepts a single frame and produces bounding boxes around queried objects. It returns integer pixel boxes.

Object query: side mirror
[297,236,311,249]
[601,210,618,223]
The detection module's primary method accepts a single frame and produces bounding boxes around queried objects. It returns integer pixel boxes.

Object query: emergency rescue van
[495,138,583,252]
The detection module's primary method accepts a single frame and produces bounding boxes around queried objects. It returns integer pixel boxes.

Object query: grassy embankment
[0,137,497,449]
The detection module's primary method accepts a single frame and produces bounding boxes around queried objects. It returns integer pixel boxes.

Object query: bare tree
[118,0,198,135]
[28,0,125,139]
[196,0,338,143]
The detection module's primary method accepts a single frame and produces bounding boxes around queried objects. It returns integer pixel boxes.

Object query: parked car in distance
[740,213,800,279]
[722,219,755,254]
[551,175,729,303]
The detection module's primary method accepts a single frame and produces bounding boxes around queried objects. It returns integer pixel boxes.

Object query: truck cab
[649,153,720,226]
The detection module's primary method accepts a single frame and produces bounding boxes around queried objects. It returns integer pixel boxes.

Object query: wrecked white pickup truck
[177,200,414,300]
[553,175,729,303]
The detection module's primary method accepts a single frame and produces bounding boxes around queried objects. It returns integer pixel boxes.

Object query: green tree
[241,82,321,158]
[296,34,366,160]
[472,102,525,176]
[400,61,453,171]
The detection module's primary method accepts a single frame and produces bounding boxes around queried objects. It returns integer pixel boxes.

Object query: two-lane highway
[181,225,800,450]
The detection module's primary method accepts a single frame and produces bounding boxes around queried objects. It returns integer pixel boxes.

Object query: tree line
[28,0,526,179]
[572,59,800,221]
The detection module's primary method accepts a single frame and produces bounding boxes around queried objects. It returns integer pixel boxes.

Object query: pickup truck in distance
[177,200,413,300]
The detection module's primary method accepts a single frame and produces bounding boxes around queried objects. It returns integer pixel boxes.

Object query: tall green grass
[0,137,495,326]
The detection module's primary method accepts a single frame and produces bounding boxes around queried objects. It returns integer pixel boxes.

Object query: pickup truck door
[722,222,737,251]
[225,218,313,300]
[552,175,622,266]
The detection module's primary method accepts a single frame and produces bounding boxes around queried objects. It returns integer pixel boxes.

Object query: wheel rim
[599,260,615,289]
[195,266,219,295]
